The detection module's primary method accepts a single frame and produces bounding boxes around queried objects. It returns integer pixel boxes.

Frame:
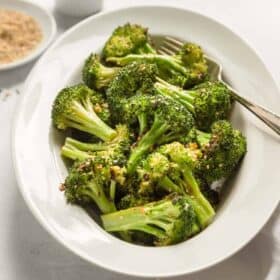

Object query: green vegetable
[155,79,232,130]
[106,61,158,124]
[125,94,194,174]
[106,42,208,88]
[101,195,200,246]
[82,54,119,90]
[64,157,121,214]
[137,142,215,228]
[52,23,248,247]
[61,124,131,167]
[102,23,156,59]
[196,120,247,184]
[52,84,114,141]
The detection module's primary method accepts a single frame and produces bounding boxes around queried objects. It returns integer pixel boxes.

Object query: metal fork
[158,36,280,135]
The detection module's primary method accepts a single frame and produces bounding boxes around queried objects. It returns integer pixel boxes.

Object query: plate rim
[12,5,280,278]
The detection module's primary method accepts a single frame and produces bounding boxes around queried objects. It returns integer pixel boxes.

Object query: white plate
[12,6,280,278]
[0,0,56,71]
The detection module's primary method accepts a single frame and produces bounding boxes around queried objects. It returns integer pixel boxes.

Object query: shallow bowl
[13,6,280,278]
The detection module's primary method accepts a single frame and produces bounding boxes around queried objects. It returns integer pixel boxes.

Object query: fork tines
[158,36,184,55]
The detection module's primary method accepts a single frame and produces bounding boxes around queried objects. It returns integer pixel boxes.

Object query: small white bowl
[0,0,56,71]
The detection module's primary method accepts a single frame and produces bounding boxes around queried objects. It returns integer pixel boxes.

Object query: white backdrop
[0,0,279,279]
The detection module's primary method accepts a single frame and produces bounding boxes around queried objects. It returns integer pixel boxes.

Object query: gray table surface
[0,0,279,279]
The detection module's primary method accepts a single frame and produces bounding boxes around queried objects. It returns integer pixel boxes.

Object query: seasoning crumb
[0,9,43,65]
[59,183,65,191]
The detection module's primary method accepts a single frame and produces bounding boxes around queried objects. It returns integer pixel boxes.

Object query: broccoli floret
[158,143,215,220]
[106,61,158,124]
[82,54,119,90]
[61,124,131,167]
[137,152,182,195]
[125,94,194,174]
[173,43,208,87]
[102,23,156,59]
[101,195,200,246]
[63,157,121,214]
[195,120,247,184]
[155,79,232,130]
[137,143,215,228]
[107,42,208,88]
[52,84,115,141]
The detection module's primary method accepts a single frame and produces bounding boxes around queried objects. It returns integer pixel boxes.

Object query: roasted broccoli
[173,42,208,87]
[82,54,119,90]
[102,23,156,59]
[107,42,208,88]
[52,84,114,141]
[63,157,124,214]
[137,142,215,228]
[106,61,158,123]
[195,120,247,184]
[101,195,200,246]
[53,23,248,247]
[125,94,194,174]
[155,78,232,130]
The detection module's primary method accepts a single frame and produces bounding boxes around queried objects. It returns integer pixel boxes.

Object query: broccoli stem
[61,142,92,161]
[127,115,169,174]
[109,180,116,201]
[159,176,184,194]
[68,100,116,141]
[154,78,196,113]
[102,206,152,232]
[184,195,211,229]
[107,54,187,75]
[65,137,109,152]
[137,43,157,54]
[102,203,170,239]
[102,198,201,239]
[159,177,210,228]
[83,182,116,214]
[182,167,215,220]
[98,65,119,88]
[138,113,148,135]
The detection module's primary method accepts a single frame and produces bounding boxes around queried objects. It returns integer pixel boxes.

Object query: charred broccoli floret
[63,157,124,214]
[125,94,194,174]
[52,84,114,141]
[155,79,232,130]
[102,23,156,59]
[101,195,200,246]
[137,142,215,228]
[82,54,119,90]
[106,61,158,123]
[173,43,208,87]
[195,120,247,184]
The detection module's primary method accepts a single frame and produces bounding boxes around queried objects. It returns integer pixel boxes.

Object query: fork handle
[226,84,280,135]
